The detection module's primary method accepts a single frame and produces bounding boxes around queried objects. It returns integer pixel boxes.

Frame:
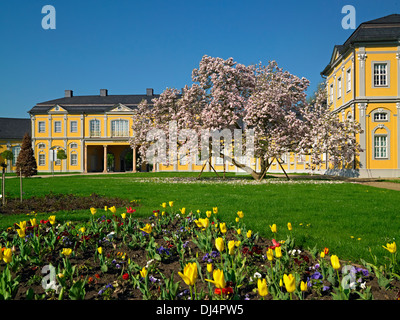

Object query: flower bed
[0,203,399,300]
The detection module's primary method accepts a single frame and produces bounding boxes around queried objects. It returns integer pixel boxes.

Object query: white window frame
[329,84,334,104]
[54,121,62,133]
[38,153,46,166]
[346,68,351,92]
[70,153,78,166]
[12,146,21,166]
[373,63,388,87]
[89,119,101,137]
[38,121,46,133]
[374,135,388,159]
[337,77,342,99]
[374,113,388,122]
[70,121,78,133]
[111,119,129,137]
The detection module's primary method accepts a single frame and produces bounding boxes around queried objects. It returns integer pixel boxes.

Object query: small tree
[57,149,67,173]
[1,150,13,173]
[15,133,37,177]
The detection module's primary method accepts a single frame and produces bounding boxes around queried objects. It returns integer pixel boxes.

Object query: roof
[321,14,400,76]
[29,90,162,115]
[0,117,31,140]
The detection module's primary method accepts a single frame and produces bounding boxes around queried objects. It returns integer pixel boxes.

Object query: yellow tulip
[320,251,325,258]
[275,246,282,258]
[228,240,235,255]
[17,228,26,238]
[300,281,308,292]
[62,248,72,256]
[266,248,274,261]
[198,218,209,228]
[3,248,12,264]
[206,269,226,289]
[331,255,341,270]
[237,211,244,219]
[79,227,86,233]
[179,208,186,215]
[169,201,174,207]
[257,278,268,297]
[215,237,225,252]
[382,242,397,254]
[161,202,167,208]
[121,213,126,219]
[279,278,283,287]
[109,206,117,214]
[140,267,147,278]
[247,230,252,238]
[207,263,213,273]
[235,217,239,223]
[237,228,241,235]
[219,222,227,234]
[30,218,37,227]
[213,207,218,214]
[48,215,56,225]
[90,207,97,215]
[287,222,292,231]
[206,210,212,218]
[16,221,27,230]
[104,206,108,211]
[97,247,103,255]
[283,274,296,293]
[140,223,152,234]
[270,224,277,233]
[178,262,198,286]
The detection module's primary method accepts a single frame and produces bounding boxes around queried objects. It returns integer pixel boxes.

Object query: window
[70,143,78,149]
[373,63,387,86]
[337,77,342,99]
[90,119,101,137]
[111,120,129,137]
[330,84,334,103]
[70,153,78,166]
[374,135,387,158]
[38,121,46,133]
[12,146,21,165]
[54,121,62,133]
[38,153,46,166]
[70,121,78,133]
[38,143,46,149]
[374,113,388,121]
[346,69,351,92]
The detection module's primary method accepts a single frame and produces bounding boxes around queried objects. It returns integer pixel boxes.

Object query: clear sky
[0,0,399,118]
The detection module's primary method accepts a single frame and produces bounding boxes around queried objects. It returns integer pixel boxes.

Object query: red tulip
[126,207,136,213]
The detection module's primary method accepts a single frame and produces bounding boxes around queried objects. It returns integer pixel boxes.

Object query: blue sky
[0,0,399,118]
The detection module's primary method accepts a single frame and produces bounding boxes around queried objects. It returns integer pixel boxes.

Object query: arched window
[89,119,101,137]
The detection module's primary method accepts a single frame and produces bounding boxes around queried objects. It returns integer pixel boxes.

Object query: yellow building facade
[321,14,400,178]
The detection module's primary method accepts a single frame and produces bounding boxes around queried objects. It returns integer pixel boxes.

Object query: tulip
[90,207,97,215]
[237,228,241,235]
[219,222,227,234]
[17,228,26,238]
[206,210,212,218]
[270,224,277,233]
[97,247,103,255]
[382,242,397,254]
[331,255,341,270]
[48,215,56,225]
[121,213,126,219]
[179,208,186,215]
[213,207,218,214]
[161,202,167,208]
[126,207,135,214]
[300,281,308,292]
[178,262,198,286]
[287,222,292,231]
[237,211,244,219]
[215,237,225,252]
[79,227,86,233]
[228,240,235,255]
[109,206,117,214]
[257,278,268,297]
[246,230,252,238]
[140,267,147,278]
[320,251,325,258]
[266,248,274,261]
[169,201,174,207]
[104,206,108,211]
[206,268,226,289]
[62,248,72,256]
[207,263,213,273]
[235,217,239,223]
[140,223,152,234]
[275,246,282,258]
[194,220,203,228]
[324,247,329,255]
[30,218,37,227]
[3,248,12,264]
[16,221,27,230]
[283,274,296,293]
[199,218,209,228]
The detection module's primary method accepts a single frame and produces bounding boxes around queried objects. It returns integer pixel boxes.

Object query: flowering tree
[130,55,362,179]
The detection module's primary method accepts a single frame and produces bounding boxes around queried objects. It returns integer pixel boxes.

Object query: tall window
[337,77,342,99]
[70,121,78,133]
[374,135,387,159]
[12,146,21,165]
[54,121,62,133]
[70,153,78,166]
[330,84,334,103]
[346,69,351,92]
[38,121,46,133]
[90,119,101,137]
[111,120,129,137]
[374,63,387,86]
[38,153,46,166]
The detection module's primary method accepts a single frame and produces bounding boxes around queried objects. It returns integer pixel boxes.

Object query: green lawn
[1,172,398,265]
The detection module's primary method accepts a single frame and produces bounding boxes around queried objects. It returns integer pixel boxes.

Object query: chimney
[146,88,154,96]
[100,89,108,96]
[65,90,73,98]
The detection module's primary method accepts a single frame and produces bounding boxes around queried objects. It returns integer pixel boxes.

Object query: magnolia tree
[130,55,362,180]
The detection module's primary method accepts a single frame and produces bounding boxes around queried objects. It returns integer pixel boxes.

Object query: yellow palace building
[321,14,400,178]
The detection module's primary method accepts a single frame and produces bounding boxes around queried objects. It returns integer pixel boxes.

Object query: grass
[0,172,398,265]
